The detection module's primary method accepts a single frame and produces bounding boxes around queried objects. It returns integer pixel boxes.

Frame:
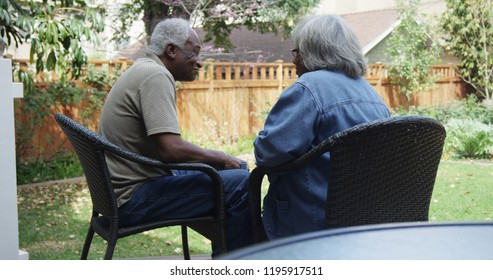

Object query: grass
[17,182,212,260]
[429,160,493,221]
[17,159,493,259]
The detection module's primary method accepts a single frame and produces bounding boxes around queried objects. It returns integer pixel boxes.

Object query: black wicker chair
[54,113,227,260]
[248,116,446,242]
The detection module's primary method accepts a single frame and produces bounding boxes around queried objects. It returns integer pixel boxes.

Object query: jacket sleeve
[254,82,319,167]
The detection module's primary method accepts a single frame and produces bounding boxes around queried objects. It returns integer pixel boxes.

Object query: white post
[0,58,29,260]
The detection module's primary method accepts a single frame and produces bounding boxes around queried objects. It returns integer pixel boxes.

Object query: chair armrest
[106,145,223,190]
[257,137,336,174]
[97,133,222,183]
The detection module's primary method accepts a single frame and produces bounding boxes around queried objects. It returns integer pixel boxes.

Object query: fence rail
[12,58,465,160]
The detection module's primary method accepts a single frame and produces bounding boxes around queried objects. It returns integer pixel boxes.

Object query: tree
[385,0,440,107]
[441,0,493,102]
[0,0,105,89]
[1,0,319,85]
[113,0,320,51]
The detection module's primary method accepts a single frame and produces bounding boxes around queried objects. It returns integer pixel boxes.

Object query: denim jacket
[254,69,391,240]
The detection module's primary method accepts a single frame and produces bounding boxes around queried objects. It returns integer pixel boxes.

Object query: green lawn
[429,160,493,222]
[17,160,493,259]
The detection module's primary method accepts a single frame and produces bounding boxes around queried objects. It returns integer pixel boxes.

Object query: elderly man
[99,18,253,256]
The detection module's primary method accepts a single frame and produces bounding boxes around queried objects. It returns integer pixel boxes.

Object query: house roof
[118,9,401,62]
[117,27,295,62]
[343,9,399,54]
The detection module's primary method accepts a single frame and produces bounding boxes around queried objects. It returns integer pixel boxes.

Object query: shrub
[445,118,493,159]
[16,152,83,185]
[394,95,493,124]
[83,64,121,91]
[15,81,107,160]
[394,96,493,159]
[444,95,493,124]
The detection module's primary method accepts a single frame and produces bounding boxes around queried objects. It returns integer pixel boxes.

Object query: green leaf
[50,22,59,43]
[46,51,57,70]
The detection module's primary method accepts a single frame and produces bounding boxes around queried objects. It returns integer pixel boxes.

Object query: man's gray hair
[292,14,367,78]
[148,18,191,56]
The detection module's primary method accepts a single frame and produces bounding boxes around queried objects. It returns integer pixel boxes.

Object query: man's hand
[224,153,242,169]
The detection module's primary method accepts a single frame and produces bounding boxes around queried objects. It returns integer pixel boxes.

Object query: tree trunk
[142,0,192,43]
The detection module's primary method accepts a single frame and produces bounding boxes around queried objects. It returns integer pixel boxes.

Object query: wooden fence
[12,58,465,160]
[180,60,464,139]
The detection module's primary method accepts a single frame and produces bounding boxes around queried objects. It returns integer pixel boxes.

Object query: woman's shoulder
[298,70,354,84]
[296,70,365,89]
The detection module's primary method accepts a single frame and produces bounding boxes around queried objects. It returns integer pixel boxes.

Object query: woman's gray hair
[147,18,191,56]
[292,14,367,78]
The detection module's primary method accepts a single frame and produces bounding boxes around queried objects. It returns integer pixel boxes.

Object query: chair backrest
[324,116,446,228]
[54,113,119,218]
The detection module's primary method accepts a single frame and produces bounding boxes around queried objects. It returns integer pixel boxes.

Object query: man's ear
[165,44,177,58]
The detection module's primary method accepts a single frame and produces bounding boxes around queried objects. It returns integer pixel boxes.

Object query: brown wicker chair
[54,113,227,260]
[248,116,446,243]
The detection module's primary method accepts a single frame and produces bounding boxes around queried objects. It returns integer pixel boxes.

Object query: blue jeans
[118,169,253,256]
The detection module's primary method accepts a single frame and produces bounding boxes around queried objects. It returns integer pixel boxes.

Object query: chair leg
[181,225,190,260]
[104,238,117,260]
[80,226,95,260]
[248,168,269,243]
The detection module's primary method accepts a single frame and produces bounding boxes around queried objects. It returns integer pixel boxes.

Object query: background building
[118,0,454,64]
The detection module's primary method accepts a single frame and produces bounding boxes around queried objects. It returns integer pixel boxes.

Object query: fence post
[207,59,215,82]
[119,57,129,71]
[275,60,284,92]
[0,58,29,260]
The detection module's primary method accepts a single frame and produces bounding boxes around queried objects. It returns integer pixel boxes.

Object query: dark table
[221,222,493,259]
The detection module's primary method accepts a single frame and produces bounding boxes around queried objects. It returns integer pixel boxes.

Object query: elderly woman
[254,14,391,240]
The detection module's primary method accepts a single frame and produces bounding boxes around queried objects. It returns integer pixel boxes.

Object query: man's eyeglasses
[291,48,299,57]
[172,44,201,60]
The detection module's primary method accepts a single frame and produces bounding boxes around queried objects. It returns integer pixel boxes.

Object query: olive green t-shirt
[99,52,179,207]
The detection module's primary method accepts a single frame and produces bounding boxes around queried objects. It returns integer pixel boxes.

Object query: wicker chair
[248,116,446,242]
[54,113,227,260]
